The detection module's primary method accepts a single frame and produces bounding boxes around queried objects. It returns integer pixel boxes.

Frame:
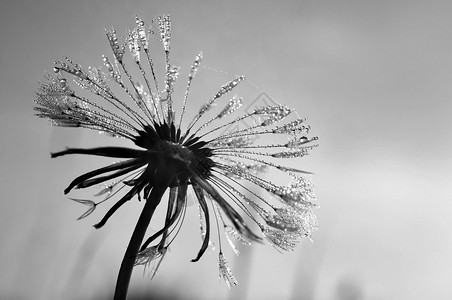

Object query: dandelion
[34,15,318,300]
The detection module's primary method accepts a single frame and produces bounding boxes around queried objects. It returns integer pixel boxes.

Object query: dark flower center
[137,121,214,187]
[153,140,195,186]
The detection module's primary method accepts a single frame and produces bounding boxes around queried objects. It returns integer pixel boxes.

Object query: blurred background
[1,0,452,299]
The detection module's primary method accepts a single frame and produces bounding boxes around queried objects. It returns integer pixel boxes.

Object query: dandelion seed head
[34,15,319,287]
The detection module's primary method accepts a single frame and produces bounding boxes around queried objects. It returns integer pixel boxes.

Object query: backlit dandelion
[34,15,318,299]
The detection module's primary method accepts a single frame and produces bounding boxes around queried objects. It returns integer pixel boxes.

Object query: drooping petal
[63,158,147,194]
[75,163,144,189]
[51,147,149,159]
[190,172,261,243]
[139,184,188,251]
[93,176,149,229]
[191,183,211,262]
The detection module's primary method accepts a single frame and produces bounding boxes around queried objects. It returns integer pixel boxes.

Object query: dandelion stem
[113,185,167,300]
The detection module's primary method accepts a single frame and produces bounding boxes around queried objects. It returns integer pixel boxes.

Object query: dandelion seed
[219,252,238,288]
[69,198,96,220]
[34,15,318,294]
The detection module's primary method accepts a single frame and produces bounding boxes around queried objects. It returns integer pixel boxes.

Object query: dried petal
[134,246,167,278]
[69,198,96,220]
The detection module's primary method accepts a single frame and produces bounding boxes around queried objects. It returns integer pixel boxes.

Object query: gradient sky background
[1,0,452,299]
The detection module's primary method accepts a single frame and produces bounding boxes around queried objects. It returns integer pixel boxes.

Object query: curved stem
[113,185,167,300]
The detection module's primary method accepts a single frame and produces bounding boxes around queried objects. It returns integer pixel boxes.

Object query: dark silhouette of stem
[113,185,167,300]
